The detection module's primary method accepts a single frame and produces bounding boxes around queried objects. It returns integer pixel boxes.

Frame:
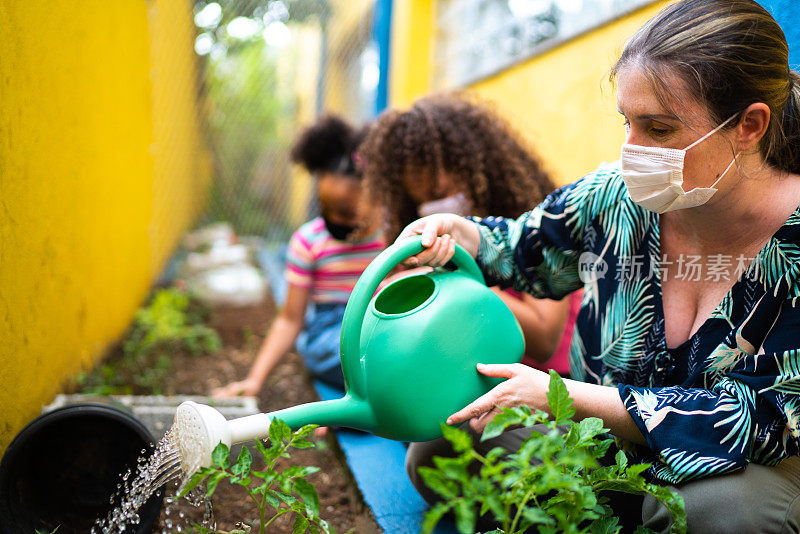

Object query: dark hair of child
[290,114,369,177]
[358,93,556,242]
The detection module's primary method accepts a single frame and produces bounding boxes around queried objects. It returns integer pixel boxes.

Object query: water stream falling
[92,424,209,533]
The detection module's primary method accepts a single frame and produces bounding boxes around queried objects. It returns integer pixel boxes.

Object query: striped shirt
[285,217,384,304]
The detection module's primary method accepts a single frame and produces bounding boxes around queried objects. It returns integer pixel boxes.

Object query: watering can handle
[340,235,485,396]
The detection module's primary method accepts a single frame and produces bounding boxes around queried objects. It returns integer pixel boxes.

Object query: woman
[401,1,800,532]
[359,93,578,371]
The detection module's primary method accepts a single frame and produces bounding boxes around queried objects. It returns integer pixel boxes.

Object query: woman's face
[616,66,738,194]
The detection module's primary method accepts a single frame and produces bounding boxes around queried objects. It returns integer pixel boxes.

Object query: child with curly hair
[213,115,383,397]
[359,93,579,373]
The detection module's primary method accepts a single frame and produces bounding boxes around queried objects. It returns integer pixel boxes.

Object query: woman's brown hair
[359,93,555,242]
[611,0,800,174]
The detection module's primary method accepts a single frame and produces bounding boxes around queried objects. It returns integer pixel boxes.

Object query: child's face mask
[322,217,357,241]
[620,114,739,213]
[417,192,469,217]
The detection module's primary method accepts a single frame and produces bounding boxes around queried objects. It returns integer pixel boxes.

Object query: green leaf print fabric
[472,164,800,484]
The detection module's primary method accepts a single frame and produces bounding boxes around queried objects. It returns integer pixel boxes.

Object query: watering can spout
[268,395,375,432]
[174,397,375,471]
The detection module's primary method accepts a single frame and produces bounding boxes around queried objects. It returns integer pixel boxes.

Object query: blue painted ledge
[314,381,458,534]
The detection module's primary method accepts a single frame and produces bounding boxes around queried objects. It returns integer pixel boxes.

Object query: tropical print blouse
[473,163,800,484]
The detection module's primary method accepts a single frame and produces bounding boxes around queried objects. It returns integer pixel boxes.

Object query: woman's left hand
[447,363,551,434]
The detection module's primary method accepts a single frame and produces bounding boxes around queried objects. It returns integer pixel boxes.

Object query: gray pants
[406,425,800,533]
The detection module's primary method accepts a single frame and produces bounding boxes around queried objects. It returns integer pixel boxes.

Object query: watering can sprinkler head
[173,401,271,472]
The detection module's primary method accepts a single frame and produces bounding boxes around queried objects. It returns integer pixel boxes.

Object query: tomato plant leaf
[294,478,321,517]
[179,469,210,497]
[269,418,291,444]
[206,470,227,496]
[231,446,252,477]
[292,515,309,534]
[546,369,575,424]
[212,442,231,469]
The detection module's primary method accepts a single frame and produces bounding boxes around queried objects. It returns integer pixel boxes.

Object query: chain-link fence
[191,0,380,243]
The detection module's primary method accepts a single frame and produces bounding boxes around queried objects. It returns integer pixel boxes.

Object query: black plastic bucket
[0,403,164,533]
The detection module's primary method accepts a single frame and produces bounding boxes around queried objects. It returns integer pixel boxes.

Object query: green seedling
[76,287,221,394]
[179,420,333,534]
[419,371,687,534]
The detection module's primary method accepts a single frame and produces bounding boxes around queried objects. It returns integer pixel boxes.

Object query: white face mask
[417,192,470,217]
[620,114,739,213]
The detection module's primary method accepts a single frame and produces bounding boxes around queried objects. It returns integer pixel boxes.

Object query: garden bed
[76,297,379,533]
[167,301,380,533]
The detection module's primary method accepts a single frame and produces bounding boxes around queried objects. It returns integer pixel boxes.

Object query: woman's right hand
[212,377,262,399]
[396,214,481,267]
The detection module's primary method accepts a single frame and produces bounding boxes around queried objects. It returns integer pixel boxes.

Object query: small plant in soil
[180,419,333,534]
[74,287,221,394]
[419,371,687,534]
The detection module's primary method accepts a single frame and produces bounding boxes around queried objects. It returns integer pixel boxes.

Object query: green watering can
[174,236,524,470]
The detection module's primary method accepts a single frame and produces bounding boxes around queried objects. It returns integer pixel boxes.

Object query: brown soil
[154,300,380,533]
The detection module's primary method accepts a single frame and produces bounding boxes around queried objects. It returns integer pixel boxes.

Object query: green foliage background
[194,0,330,239]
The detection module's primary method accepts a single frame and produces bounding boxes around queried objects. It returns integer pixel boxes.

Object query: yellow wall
[147,0,213,277]
[389,0,437,109]
[0,0,210,451]
[390,1,672,185]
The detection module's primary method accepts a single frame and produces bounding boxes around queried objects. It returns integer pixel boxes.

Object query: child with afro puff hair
[214,115,383,396]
